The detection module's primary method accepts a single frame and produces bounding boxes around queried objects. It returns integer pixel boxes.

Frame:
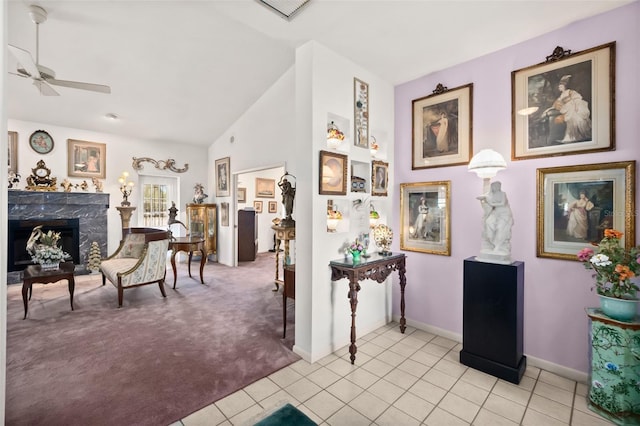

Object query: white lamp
[468,149,507,192]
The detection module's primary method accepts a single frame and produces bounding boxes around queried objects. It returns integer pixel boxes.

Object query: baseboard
[292,344,311,363]
[393,315,589,384]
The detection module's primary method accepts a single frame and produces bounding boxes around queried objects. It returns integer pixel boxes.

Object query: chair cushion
[100,258,139,286]
[116,233,146,258]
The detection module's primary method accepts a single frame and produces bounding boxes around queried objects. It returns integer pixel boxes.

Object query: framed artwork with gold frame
[255,178,275,198]
[8,131,18,174]
[319,150,348,195]
[68,139,106,179]
[253,200,263,213]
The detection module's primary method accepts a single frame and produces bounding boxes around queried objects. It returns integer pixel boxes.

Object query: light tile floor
[175,323,614,426]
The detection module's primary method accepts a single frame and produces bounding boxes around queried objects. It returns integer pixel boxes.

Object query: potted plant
[26,225,69,270]
[577,229,639,321]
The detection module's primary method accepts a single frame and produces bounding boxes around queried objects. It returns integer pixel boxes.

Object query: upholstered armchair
[100,228,170,307]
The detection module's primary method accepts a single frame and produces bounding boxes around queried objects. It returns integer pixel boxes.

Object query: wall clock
[29,130,54,154]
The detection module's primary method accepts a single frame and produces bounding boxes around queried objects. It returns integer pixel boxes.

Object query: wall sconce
[327,121,345,149]
[327,200,342,232]
[369,203,380,228]
[468,149,507,192]
[369,136,379,156]
[118,171,135,206]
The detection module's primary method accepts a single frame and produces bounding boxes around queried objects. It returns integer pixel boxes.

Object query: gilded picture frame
[215,157,230,197]
[220,202,229,227]
[67,139,106,179]
[512,42,615,160]
[8,131,18,174]
[400,181,451,256]
[536,161,634,261]
[319,150,348,195]
[237,187,246,203]
[354,77,369,148]
[255,178,275,198]
[253,200,263,213]
[371,160,388,197]
[412,83,473,169]
[268,201,278,214]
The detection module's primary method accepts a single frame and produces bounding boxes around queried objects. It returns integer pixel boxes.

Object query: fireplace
[8,190,110,284]
[8,219,80,272]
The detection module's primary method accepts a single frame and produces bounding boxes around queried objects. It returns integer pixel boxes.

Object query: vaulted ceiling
[6,0,632,146]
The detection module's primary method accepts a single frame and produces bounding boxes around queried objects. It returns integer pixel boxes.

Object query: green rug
[254,403,316,426]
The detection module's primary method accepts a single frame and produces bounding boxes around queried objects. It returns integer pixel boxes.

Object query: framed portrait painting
[512,42,615,160]
[237,187,246,203]
[255,178,275,198]
[67,139,106,178]
[268,201,278,214]
[399,181,451,256]
[253,200,263,213]
[371,160,388,197]
[412,83,473,169]
[8,131,18,174]
[215,157,230,197]
[536,161,635,261]
[354,77,369,148]
[319,150,348,195]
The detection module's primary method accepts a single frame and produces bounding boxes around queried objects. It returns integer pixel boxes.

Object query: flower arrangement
[577,229,640,300]
[27,225,69,267]
[349,239,364,255]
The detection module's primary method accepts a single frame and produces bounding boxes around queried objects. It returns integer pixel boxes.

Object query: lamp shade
[468,149,507,179]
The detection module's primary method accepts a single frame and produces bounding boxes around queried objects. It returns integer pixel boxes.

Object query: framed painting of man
[512,42,615,160]
[536,161,634,261]
[399,181,451,255]
[412,83,473,169]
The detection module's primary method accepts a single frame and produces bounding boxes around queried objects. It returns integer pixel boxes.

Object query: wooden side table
[169,237,206,288]
[329,253,407,364]
[271,224,295,291]
[22,262,75,319]
[283,264,295,338]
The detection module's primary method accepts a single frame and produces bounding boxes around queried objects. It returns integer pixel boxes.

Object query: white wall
[7,119,209,253]
[1,1,8,420]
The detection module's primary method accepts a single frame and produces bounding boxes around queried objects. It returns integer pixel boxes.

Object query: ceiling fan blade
[46,78,111,94]
[8,44,41,79]
[8,71,28,78]
[33,80,60,96]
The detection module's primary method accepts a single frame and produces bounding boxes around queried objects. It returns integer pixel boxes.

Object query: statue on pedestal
[278,172,296,227]
[476,181,513,264]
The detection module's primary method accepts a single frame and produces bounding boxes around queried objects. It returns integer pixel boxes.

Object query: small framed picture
[256,178,275,198]
[67,139,106,178]
[8,131,18,174]
[237,187,246,203]
[536,161,635,261]
[354,77,369,148]
[253,200,263,213]
[215,157,230,197]
[29,130,54,154]
[412,83,473,169]
[220,202,229,227]
[512,42,615,160]
[319,150,348,195]
[268,201,278,213]
[371,160,389,197]
[400,181,451,256]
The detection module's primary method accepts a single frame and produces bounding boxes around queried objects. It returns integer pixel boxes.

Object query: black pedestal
[459,257,526,384]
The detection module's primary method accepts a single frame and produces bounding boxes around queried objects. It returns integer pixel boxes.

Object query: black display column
[459,257,526,384]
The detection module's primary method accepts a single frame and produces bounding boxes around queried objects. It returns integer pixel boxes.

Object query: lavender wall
[393,2,639,375]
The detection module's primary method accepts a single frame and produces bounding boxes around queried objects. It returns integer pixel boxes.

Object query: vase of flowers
[348,239,364,262]
[27,225,69,271]
[578,229,639,321]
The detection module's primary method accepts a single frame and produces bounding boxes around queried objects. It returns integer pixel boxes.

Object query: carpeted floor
[5,252,299,426]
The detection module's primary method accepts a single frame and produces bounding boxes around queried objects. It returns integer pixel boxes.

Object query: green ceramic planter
[599,295,639,322]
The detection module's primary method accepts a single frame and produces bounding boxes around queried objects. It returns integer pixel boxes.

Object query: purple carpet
[5,253,299,426]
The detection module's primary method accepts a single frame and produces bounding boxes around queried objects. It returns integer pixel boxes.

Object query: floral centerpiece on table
[577,229,640,300]
[27,225,69,269]
[348,239,365,259]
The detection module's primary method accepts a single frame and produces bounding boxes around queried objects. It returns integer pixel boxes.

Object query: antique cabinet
[238,209,258,262]
[186,203,217,259]
[586,308,640,425]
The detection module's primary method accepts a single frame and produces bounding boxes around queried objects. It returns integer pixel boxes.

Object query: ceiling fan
[8,5,111,96]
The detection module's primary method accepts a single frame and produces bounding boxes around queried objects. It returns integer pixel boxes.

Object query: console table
[329,253,407,364]
[168,236,206,288]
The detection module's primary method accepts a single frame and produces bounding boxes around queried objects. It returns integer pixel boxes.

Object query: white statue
[476,181,513,264]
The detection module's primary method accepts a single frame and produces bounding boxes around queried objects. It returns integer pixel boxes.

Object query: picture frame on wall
[253,200,263,213]
[268,201,278,214]
[536,161,634,261]
[371,160,389,197]
[319,150,348,196]
[67,139,106,179]
[354,77,369,148]
[412,83,473,169]
[255,178,275,198]
[512,42,615,160]
[221,202,229,226]
[215,157,230,197]
[399,181,451,256]
[8,131,18,174]
[237,187,246,203]
[29,130,54,154]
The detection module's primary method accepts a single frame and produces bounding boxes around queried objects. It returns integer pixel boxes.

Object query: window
[138,175,178,228]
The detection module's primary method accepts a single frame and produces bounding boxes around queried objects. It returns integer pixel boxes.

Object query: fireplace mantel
[8,190,110,283]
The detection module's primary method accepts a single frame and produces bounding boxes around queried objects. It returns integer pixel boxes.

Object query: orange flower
[604,229,623,239]
[615,264,635,281]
